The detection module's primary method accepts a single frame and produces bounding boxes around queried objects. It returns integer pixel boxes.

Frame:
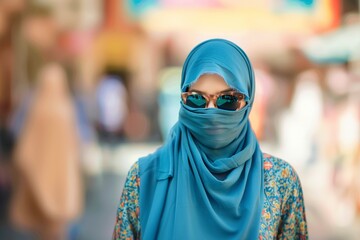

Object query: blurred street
[3,142,360,240]
[1,0,360,239]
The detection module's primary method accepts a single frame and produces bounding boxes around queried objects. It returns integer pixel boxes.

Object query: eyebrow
[187,88,234,94]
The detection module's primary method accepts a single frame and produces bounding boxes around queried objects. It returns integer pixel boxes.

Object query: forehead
[188,74,231,94]
[181,40,253,100]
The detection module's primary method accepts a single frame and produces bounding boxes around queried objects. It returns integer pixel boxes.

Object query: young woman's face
[189,74,230,108]
[188,74,246,109]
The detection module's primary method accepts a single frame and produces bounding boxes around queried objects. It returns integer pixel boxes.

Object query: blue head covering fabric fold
[139,39,264,240]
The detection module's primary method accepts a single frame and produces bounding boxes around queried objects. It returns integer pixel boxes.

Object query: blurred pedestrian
[10,63,83,240]
[96,73,128,143]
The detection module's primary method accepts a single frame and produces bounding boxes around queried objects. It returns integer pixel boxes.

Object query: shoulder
[138,146,173,180]
[138,150,160,177]
[129,161,139,176]
[262,153,303,197]
[124,161,139,188]
[262,153,300,181]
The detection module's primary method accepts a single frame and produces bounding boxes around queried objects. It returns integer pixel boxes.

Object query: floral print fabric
[113,154,308,239]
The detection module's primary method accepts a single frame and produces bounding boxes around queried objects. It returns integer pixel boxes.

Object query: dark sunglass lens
[186,94,207,108]
[216,95,239,111]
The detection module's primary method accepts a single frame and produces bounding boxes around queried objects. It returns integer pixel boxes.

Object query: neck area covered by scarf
[139,39,264,240]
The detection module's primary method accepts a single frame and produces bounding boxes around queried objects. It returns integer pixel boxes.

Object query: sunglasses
[181,89,246,111]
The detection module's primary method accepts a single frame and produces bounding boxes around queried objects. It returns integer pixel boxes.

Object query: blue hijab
[139,39,264,239]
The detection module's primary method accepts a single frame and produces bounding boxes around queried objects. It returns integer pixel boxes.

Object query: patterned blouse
[113,153,308,239]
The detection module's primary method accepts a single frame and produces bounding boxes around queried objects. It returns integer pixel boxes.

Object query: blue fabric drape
[139,39,264,239]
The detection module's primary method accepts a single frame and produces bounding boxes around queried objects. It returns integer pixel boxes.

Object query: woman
[11,63,83,240]
[113,39,308,239]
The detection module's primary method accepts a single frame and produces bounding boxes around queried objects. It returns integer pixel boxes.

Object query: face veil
[139,39,264,240]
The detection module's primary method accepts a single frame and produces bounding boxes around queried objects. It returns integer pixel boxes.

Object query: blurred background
[0,0,359,239]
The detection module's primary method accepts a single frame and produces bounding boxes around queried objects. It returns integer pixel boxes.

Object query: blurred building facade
[0,0,359,239]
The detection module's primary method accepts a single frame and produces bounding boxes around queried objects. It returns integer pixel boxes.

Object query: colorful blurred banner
[137,0,340,33]
[277,0,315,10]
[126,0,159,18]
[159,0,220,7]
[158,0,315,9]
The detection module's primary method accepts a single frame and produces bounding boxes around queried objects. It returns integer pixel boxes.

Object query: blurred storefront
[1,0,360,239]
